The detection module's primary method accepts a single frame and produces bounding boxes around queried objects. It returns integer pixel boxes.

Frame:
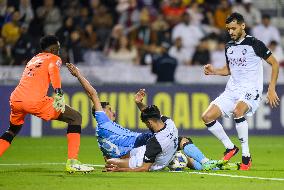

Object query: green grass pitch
[1,136,284,190]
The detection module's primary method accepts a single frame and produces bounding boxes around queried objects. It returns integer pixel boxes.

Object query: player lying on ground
[202,12,280,170]
[106,105,179,172]
[66,63,153,159]
[66,63,223,171]
[104,106,225,172]
[0,35,93,173]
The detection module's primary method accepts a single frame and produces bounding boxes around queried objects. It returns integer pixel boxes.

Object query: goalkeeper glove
[53,88,65,113]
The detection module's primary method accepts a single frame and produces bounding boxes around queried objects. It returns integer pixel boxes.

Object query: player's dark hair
[100,102,110,109]
[226,12,245,24]
[140,105,161,122]
[40,35,59,50]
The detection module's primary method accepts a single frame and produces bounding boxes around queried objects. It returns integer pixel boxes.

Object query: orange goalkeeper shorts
[9,96,61,125]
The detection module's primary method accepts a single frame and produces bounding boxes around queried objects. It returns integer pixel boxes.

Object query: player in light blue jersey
[93,102,152,158]
[66,63,153,159]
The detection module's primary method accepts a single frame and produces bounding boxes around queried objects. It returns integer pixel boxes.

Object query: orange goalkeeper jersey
[11,52,62,101]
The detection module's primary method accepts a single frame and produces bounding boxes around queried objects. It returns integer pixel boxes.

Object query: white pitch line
[188,171,284,181]
[1,163,284,181]
[0,163,105,167]
[0,163,65,166]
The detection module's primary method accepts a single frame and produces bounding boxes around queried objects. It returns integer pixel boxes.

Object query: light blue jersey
[94,111,152,158]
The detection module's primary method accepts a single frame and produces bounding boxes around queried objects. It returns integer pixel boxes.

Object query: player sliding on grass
[202,12,280,170]
[66,63,224,171]
[0,35,94,173]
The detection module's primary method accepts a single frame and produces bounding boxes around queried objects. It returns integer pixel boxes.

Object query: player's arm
[204,64,230,76]
[135,89,170,120]
[48,59,66,112]
[265,54,280,108]
[107,162,152,172]
[48,59,62,90]
[135,89,147,111]
[66,63,103,111]
[253,38,280,108]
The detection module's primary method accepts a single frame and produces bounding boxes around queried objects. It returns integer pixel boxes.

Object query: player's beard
[233,30,243,42]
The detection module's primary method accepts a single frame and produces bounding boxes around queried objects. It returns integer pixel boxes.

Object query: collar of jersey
[155,123,167,133]
[235,34,247,45]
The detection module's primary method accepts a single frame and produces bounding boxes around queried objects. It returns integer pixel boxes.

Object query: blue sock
[192,159,203,170]
[183,144,206,164]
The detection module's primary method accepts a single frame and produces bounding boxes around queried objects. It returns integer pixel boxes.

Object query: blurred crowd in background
[0,0,284,77]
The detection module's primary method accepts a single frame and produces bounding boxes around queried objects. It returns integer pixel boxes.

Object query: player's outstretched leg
[0,123,22,157]
[179,137,226,171]
[202,105,238,161]
[57,105,94,173]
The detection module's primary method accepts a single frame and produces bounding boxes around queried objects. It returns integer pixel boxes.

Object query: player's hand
[266,88,280,108]
[66,63,80,77]
[204,64,215,75]
[105,164,119,172]
[135,89,146,103]
[53,93,65,113]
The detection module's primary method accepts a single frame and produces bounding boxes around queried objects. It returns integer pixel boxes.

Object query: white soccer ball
[168,151,188,171]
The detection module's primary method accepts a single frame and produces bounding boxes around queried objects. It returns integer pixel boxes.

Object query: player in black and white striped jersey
[202,12,280,170]
[106,104,179,172]
[106,89,224,172]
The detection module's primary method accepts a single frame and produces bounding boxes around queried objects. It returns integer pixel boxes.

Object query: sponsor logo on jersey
[228,57,247,66]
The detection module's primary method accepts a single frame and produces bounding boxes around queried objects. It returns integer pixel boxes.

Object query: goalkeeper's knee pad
[67,125,81,134]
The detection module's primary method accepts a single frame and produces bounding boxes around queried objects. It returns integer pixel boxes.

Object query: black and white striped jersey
[143,116,179,171]
[225,35,272,93]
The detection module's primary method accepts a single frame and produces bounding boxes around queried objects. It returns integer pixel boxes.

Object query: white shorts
[128,146,146,169]
[211,88,261,118]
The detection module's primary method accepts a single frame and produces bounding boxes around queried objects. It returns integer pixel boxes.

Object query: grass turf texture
[0,136,284,190]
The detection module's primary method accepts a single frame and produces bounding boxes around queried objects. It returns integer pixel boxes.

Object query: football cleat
[202,160,227,171]
[220,162,241,170]
[239,156,252,170]
[222,145,239,161]
[66,159,94,173]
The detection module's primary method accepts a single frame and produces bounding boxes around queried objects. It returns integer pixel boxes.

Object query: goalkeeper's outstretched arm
[66,63,103,111]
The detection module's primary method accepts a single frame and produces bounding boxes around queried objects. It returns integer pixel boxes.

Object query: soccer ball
[168,151,188,171]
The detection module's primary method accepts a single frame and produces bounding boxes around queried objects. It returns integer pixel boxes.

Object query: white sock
[235,117,250,157]
[206,120,234,149]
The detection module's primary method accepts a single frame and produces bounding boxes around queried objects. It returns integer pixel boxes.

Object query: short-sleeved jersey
[143,116,179,171]
[11,53,62,101]
[225,35,272,93]
[94,111,142,158]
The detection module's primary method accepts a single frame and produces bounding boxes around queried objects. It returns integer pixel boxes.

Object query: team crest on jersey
[245,93,252,100]
[242,49,247,55]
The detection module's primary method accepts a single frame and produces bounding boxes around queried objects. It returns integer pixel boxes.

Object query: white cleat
[66,159,94,173]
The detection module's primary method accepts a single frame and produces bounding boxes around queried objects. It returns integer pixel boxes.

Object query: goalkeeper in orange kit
[0,35,93,173]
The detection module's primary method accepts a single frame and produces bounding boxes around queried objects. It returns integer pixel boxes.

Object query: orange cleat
[222,146,239,161]
[239,156,252,170]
